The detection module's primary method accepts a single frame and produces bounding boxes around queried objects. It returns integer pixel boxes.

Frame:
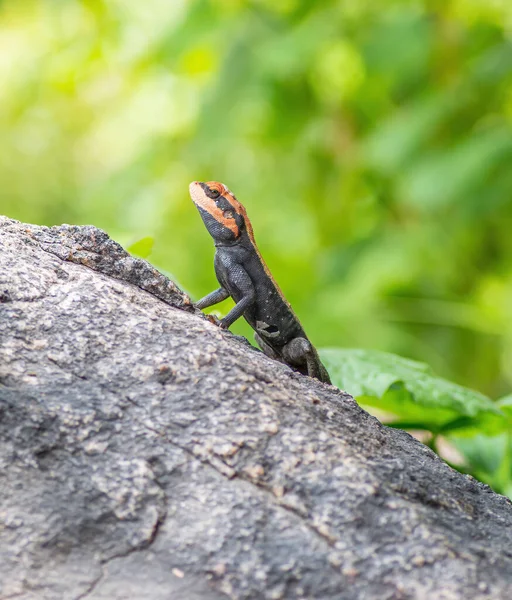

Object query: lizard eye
[209,188,220,198]
[223,210,234,219]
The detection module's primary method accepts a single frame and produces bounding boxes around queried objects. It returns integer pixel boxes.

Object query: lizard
[189,180,331,384]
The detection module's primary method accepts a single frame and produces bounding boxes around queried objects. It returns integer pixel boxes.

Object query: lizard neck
[214,230,251,250]
[214,240,239,248]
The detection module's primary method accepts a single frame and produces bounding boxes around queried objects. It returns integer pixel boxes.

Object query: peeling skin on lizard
[189,180,331,384]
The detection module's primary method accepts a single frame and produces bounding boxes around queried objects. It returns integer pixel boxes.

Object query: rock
[1,216,511,600]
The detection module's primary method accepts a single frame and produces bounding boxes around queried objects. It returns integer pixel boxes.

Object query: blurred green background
[1,2,512,431]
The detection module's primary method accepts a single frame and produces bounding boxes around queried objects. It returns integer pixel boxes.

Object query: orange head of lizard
[189,181,248,244]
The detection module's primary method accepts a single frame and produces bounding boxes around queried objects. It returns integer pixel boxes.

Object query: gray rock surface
[1,216,511,600]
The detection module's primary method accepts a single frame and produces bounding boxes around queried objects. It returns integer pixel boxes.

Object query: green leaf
[497,394,512,415]
[320,348,502,430]
[444,394,512,437]
[448,432,512,499]
[446,387,512,499]
[451,433,508,476]
[127,236,155,259]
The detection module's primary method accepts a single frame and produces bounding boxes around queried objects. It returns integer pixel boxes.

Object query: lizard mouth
[189,181,202,204]
[189,181,213,212]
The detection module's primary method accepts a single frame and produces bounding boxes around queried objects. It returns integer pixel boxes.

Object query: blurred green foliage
[1,0,512,494]
[322,349,512,498]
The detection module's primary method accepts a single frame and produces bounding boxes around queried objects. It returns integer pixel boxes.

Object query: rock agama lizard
[189,181,331,384]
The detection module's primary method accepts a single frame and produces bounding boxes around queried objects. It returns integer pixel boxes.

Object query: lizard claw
[205,314,230,330]
[203,313,229,330]
[205,314,222,327]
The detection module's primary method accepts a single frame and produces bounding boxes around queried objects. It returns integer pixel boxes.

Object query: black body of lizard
[189,181,331,384]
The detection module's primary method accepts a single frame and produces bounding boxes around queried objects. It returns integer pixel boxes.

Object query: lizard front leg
[218,264,256,329]
[282,337,331,383]
[196,287,230,310]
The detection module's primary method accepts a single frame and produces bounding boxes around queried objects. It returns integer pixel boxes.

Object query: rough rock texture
[1,216,511,600]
